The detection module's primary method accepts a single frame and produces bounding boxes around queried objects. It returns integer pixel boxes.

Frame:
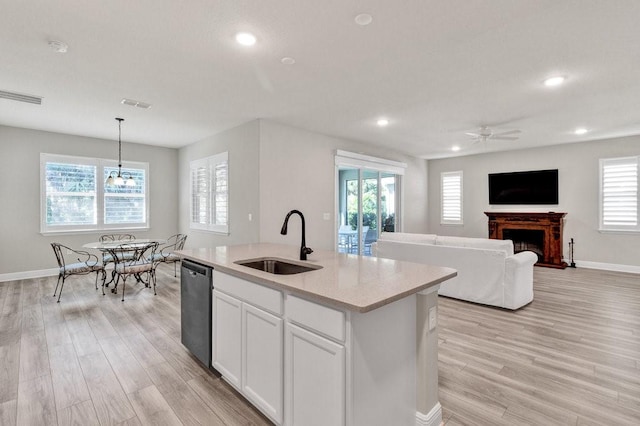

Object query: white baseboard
[568,259,640,274]
[416,402,442,426]
[0,268,57,283]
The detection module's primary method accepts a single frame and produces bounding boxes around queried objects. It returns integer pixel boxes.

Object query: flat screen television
[488,169,558,205]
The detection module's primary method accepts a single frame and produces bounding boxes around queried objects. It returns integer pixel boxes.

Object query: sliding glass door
[337,164,401,256]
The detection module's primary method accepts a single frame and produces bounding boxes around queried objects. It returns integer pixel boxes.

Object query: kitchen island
[177,243,456,426]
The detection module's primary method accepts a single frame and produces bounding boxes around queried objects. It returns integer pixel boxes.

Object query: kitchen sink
[234,257,323,275]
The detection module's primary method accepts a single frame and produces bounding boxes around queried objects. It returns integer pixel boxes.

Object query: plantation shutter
[190,152,229,233]
[441,171,463,224]
[601,157,638,230]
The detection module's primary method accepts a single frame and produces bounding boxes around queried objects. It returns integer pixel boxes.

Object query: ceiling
[2,1,640,159]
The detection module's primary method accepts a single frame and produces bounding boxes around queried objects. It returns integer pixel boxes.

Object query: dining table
[83,238,166,289]
[82,238,166,251]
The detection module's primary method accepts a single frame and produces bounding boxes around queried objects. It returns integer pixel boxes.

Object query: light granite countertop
[176,243,456,313]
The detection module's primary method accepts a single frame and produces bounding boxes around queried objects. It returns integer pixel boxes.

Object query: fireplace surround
[485,212,567,269]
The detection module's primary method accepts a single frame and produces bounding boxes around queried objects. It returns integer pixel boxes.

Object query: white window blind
[41,153,149,233]
[45,162,97,226]
[190,152,229,234]
[104,166,146,225]
[600,156,639,231]
[441,171,463,225]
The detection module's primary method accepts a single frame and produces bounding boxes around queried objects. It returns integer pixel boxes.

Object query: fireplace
[485,212,567,269]
[502,229,544,262]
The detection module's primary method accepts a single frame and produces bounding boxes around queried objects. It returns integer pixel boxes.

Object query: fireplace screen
[503,229,544,262]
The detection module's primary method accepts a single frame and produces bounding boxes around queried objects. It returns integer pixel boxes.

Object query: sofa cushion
[378,232,437,245]
[435,235,514,256]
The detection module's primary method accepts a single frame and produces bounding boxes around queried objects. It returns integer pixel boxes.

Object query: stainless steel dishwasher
[180,259,212,367]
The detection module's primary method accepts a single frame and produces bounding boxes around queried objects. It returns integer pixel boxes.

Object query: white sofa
[373,232,537,310]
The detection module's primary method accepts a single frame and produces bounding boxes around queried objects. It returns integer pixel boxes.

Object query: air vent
[121,98,151,109]
[0,90,42,105]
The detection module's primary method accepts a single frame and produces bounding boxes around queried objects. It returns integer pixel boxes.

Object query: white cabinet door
[242,303,283,424]
[285,323,345,426]
[212,289,242,388]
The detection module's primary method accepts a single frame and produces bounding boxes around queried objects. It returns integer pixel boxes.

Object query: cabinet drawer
[213,271,283,315]
[286,295,345,342]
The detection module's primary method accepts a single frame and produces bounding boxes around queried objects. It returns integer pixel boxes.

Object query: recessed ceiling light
[355,14,373,26]
[281,57,295,65]
[574,127,588,135]
[48,40,68,53]
[235,32,256,46]
[376,118,389,127]
[451,146,461,152]
[544,76,566,87]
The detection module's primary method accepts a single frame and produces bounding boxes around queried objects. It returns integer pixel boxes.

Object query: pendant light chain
[117,117,123,173]
[106,117,134,187]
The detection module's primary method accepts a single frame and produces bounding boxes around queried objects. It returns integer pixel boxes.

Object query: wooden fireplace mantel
[485,212,567,269]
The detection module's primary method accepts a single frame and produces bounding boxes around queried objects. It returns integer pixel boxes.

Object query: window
[441,171,463,225]
[600,156,639,231]
[104,166,147,224]
[190,152,229,234]
[41,153,148,233]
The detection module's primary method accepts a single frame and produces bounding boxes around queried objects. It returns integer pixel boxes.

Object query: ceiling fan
[465,126,521,143]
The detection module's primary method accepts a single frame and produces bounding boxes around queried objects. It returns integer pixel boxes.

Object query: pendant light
[106,117,135,186]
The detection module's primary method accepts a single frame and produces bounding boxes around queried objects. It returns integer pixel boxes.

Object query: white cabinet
[212,272,283,424]
[212,271,417,426]
[211,290,242,388]
[285,322,345,426]
[242,303,283,424]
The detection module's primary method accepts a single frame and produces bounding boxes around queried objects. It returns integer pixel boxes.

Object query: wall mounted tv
[488,169,558,205]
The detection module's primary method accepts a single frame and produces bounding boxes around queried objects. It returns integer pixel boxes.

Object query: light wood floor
[440,267,640,425]
[1,265,639,425]
[0,264,271,426]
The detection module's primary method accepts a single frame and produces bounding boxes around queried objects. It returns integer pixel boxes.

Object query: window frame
[40,153,149,235]
[189,151,229,235]
[599,156,639,233]
[441,170,463,225]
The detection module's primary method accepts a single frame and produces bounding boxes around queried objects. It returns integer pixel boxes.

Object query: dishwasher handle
[182,259,211,277]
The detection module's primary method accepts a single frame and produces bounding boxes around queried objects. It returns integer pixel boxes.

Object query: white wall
[427,135,640,268]
[177,120,261,248]
[2,117,426,275]
[259,120,429,251]
[0,125,178,275]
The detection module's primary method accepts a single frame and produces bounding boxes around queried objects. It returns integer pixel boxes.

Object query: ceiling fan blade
[465,132,480,137]
[493,129,521,136]
[492,136,519,141]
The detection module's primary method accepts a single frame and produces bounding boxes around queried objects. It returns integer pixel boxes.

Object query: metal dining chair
[105,242,159,301]
[148,234,188,276]
[99,234,136,242]
[51,243,106,302]
[99,233,137,267]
